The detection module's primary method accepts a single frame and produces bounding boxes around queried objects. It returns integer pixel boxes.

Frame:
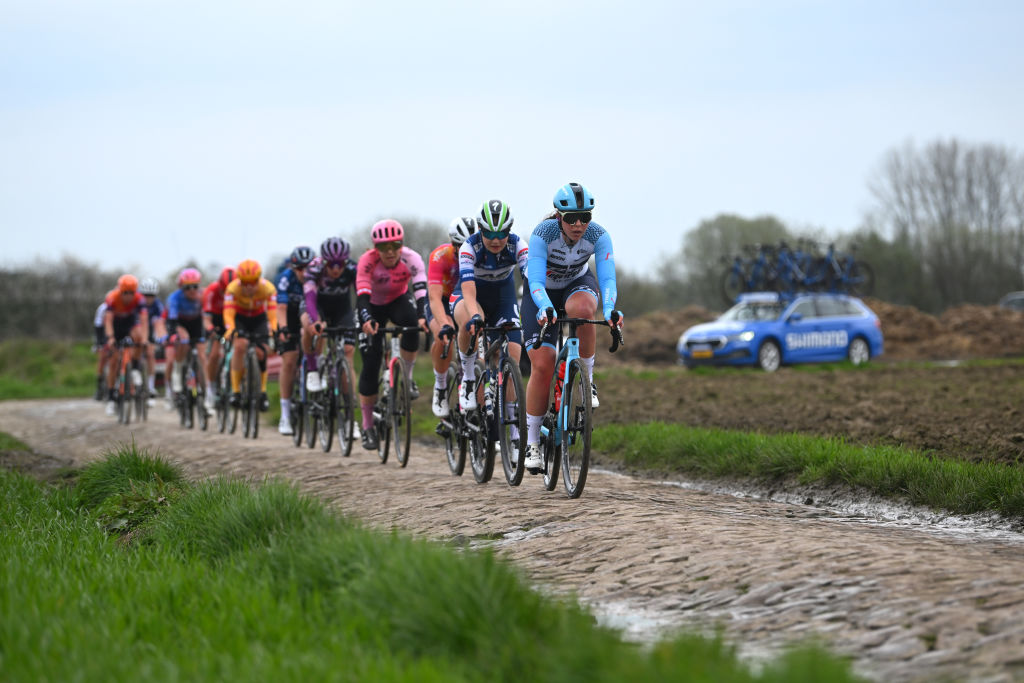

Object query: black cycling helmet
[290,245,315,268]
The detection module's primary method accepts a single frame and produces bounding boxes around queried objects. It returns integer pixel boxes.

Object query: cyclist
[426,216,478,417]
[166,268,211,412]
[101,274,150,416]
[521,182,623,472]
[275,245,315,435]
[92,301,111,401]
[224,259,278,412]
[300,238,358,409]
[202,266,236,408]
[453,201,527,421]
[355,219,428,450]
[139,277,168,404]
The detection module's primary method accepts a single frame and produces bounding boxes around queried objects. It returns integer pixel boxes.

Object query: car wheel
[757,340,781,372]
[847,337,870,365]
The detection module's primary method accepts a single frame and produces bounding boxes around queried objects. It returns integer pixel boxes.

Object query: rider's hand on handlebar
[438,324,455,342]
[537,306,556,326]
[465,314,483,335]
[607,309,624,329]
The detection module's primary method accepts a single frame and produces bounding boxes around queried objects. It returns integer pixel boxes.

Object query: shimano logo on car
[785,330,848,350]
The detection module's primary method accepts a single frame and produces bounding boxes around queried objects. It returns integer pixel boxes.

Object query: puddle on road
[591,467,1024,545]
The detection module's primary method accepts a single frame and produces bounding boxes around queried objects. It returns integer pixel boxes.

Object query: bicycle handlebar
[532,316,624,353]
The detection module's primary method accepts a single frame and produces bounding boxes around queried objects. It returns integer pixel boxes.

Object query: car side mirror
[788,312,803,323]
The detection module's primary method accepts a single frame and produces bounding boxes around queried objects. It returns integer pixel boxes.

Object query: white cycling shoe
[524,443,544,472]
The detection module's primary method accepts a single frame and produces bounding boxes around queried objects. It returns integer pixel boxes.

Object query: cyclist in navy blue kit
[520,183,623,472]
[452,200,528,416]
[275,245,315,435]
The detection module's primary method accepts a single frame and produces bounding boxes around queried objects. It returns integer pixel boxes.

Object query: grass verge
[0,445,862,682]
[593,422,1024,519]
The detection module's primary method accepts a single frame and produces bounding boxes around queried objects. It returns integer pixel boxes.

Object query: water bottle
[553,360,566,410]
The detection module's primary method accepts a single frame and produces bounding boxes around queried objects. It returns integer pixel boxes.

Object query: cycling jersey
[355,247,427,307]
[224,279,278,331]
[93,302,108,328]
[143,297,166,322]
[103,289,145,318]
[526,218,618,318]
[427,243,460,301]
[166,289,203,321]
[202,281,228,315]
[302,256,357,323]
[457,232,528,285]
[276,269,305,308]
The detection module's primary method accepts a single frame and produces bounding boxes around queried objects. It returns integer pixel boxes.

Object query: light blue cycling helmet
[552,182,595,212]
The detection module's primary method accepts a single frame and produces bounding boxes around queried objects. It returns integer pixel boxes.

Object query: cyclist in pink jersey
[354,219,429,450]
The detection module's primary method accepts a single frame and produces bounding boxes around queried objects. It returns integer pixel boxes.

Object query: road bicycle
[112,337,147,425]
[175,338,208,431]
[367,326,421,467]
[230,329,268,439]
[531,311,623,498]
[822,242,875,296]
[720,244,777,304]
[302,325,359,455]
[207,335,234,433]
[435,328,495,483]
[481,324,526,486]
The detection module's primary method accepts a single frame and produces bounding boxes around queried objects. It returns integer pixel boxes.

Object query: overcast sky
[2,0,1022,281]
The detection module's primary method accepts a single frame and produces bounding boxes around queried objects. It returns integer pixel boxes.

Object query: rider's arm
[264,281,279,332]
[427,283,450,326]
[592,230,618,320]
[223,286,237,333]
[302,279,320,324]
[526,232,554,314]
[103,307,114,341]
[403,247,428,319]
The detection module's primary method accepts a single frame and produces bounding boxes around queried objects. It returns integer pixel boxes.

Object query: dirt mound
[606,299,1024,365]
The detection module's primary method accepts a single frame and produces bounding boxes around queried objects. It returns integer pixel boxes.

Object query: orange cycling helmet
[117,274,139,293]
[237,259,262,284]
[371,219,404,244]
[218,266,236,288]
[178,267,202,286]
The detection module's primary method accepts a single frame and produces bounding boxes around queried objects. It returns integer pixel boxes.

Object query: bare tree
[869,139,1024,306]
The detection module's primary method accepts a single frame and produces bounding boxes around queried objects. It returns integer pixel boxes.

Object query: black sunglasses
[560,211,592,225]
[183,284,199,291]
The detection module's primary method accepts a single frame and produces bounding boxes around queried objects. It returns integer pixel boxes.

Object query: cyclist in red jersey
[426,216,478,417]
[202,266,236,406]
[102,274,150,416]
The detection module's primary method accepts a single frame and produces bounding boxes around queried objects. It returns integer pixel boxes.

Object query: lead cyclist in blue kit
[520,182,624,473]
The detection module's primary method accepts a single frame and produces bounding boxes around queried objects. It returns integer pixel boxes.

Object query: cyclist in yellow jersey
[223,259,278,411]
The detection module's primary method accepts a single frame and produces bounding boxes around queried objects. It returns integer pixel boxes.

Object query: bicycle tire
[542,427,559,492]
[306,390,319,449]
[560,359,593,499]
[216,355,231,433]
[290,366,304,446]
[468,361,493,483]
[319,375,335,453]
[391,358,412,467]
[185,363,196,430]
[135,363,148,423]
[442,366,465,476]
[498,356,527,487]
[118,359,132,425]
[244,350,261,439]
[335,355,356,457]
[849,260,875,297]
[193,353,208,431]
[721,267,744,305]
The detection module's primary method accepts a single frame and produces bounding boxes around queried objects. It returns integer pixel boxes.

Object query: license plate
[692,349,713,359]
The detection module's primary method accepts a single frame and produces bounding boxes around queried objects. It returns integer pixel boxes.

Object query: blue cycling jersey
[276,269,306,307]
[526,218,618,318]
[166,289,203,320]
[457,232,528,285]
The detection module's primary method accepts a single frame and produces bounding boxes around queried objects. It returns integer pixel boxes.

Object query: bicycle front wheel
[497,356,527,487]
[136,365,148,423]
[245,351,261,439]
[118,363,132,425]
[442,367,465,476]
[319,382,335,453]
[335,357,356,457]
[560,359,593,499]
[849,260,875,297]
[390,358,412,467]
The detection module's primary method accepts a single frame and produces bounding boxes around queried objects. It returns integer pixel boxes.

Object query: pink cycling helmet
[371,219,404,245]
[178,267,202,286]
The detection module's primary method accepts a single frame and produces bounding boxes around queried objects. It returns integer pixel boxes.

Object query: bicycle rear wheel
[216,358,231,433]
[441,367,465,476]
[291,367,304,447]
[497,357,527,487]
[848,260,875,297]
[560,359,593,498]
[390,358,412,467]
[334,356,355,457]
[542,414,559,492]
[193,355,207,431]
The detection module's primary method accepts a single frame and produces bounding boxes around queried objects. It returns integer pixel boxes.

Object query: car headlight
[729,331,755,343]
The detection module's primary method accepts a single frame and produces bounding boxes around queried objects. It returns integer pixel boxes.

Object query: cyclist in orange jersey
[223,259,278,412]
[102,274,150,416]
[202,266,236,410]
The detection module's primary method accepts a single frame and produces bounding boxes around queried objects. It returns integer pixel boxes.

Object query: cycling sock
[580,355,595,382]
[434,370,446,386]
[307,356,317,372]
[361,400,374,431]
[261,372,268,392]
[459,349,476,381]
[526,413,543,444]
[230,370,241,393]
[406,361,415,381]
[280,399,290,420]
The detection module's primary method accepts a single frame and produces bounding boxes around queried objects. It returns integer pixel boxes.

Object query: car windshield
[719,301,783,322]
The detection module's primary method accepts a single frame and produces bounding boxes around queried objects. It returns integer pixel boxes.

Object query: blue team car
[677,292,884,371]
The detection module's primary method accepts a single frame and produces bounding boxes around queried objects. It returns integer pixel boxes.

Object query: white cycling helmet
[139,277,160,296]
[448,216,478,246]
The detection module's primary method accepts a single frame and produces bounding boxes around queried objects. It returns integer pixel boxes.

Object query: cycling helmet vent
[290,245,315,268]
[371,219,404,244]
[448,216,478,246]
[479,199,514,234]
[320,237,350,262]
[552,182,595,211]
[139,277,160,296]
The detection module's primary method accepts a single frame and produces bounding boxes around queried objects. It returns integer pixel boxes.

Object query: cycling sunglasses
[376,242,402,253]
[560,211,592,225]
[326,260,345,269]
[480,228,509,240]
[183,284,199,291]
